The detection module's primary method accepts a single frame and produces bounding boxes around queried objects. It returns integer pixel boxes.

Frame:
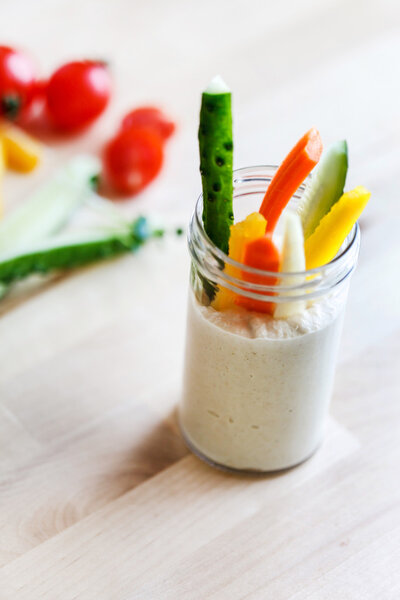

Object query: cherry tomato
[46,60,111,130]
[103,128,163,195]
[121,106,175,141]
[19,78,48,122]
[0,46,36,119]
[31,79,48,102]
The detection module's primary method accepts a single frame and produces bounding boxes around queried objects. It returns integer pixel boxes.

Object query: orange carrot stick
[236,234,280,314]
[260,128,323,233]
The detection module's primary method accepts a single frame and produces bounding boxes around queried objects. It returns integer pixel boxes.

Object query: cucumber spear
[0,216,154,285]
[198,76,234,254]
[297,140,348,239]
[0,155,99,298]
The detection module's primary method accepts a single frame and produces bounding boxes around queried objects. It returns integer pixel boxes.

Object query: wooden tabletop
[1,0,400,597]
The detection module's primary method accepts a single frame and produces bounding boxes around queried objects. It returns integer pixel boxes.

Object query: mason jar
[180,166,360,473]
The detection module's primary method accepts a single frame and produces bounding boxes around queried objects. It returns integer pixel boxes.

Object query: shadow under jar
[180,166,360,473]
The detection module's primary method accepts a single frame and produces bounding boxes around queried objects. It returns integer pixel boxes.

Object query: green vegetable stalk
[0,155,100,298]
[0,155,100,255]
[298,140,348,239]
[198,76,234,254]
[0,217,153,285]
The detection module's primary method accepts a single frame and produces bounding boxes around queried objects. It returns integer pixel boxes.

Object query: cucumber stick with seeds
[199,76,234,254]
[297,140,348,239]
[0,216,152,285]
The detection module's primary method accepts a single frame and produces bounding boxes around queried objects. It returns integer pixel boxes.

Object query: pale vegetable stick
[274,211,306,319]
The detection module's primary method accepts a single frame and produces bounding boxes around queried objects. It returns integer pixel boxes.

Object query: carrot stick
[236,234,280,314]
[259,128,323,233]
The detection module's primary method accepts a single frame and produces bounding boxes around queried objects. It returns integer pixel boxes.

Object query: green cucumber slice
[198,76,233,254]
[0,155,99,298]
[298,140,348,239]
[0,155,99,257]
[0,216,151,285]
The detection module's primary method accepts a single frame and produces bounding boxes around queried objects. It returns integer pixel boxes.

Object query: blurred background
[2,0,399,222]
[0,0,399,374]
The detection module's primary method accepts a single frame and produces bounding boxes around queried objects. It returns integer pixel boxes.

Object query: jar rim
[188,165,360,302]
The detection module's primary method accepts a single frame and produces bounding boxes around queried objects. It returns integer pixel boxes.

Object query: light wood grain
[0,420,359,597]
[0,0,399,597]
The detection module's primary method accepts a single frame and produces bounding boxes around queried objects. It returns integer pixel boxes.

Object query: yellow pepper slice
[0,122,41,173]
[305,186,370,269]
[213,212,267,310]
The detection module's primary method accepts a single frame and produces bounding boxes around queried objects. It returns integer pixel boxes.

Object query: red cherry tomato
[46,60,111,130]
[103,128,163,195]
[21,78,48,120]
[0,46,36,119]
[31,78,48,102]
[121,106,175,141]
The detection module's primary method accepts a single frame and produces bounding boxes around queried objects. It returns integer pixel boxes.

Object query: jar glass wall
[180,166,360,473]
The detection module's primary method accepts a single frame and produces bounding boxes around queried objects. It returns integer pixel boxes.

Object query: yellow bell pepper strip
[305,186,370,269]
[0,122,41,173]
[212,212,266,310]
[236,233,280,314]
[274,211,306,319]
[228,212,267,262]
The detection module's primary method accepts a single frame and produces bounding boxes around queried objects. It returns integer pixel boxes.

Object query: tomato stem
[1,94,21,119]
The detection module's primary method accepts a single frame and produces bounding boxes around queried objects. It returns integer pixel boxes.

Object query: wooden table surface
[1,0,400,597]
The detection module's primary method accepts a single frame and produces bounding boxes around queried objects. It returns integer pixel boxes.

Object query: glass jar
[180,166,360,473]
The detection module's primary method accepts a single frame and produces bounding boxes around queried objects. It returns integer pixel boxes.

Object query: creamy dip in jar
[180,167,360,472]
